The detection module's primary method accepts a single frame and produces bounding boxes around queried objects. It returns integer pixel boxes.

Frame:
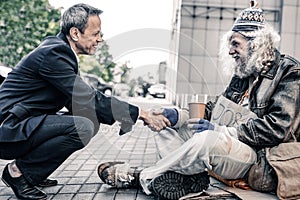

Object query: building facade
[166,0,300,107]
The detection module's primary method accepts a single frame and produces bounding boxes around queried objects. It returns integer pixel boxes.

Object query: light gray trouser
[140,125,257,194]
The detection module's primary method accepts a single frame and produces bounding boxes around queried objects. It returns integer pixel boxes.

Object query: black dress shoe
[37,178,58,187]
[1,164,47,200]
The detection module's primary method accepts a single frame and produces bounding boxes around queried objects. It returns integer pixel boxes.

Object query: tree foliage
[80,40,116,82]
[119,62,131,83]
[94,40,115,82]
[0,0,128,83]
[0,0,61,67]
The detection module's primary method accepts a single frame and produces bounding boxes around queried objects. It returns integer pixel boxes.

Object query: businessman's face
[75,15,103,55]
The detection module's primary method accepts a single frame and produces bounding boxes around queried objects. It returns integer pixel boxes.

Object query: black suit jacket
[0,32,139,142]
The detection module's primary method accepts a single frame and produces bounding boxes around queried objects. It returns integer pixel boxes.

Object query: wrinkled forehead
[227,32,252,50]
[84,15,101,33]
[229,32,251,43]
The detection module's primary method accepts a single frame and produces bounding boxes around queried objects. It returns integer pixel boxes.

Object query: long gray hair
[219,24,280,78]
[60,3,103,36]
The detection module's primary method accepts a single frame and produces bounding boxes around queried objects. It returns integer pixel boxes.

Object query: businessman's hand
[139,109,171,131]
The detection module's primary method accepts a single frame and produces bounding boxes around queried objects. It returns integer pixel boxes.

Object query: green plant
[0,0,61,67]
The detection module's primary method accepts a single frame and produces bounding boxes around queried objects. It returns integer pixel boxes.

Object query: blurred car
[0,65,12,84]
[80,71,113,96]
[148,84,166,98]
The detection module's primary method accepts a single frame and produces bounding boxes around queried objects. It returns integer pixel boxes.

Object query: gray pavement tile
[94,192,115,200]
[72,193,95,200]
[49,193,74,200]
[74,170,93,177]
[59,184,82,194]
[0,186,14,196]
[98,184,118,193]
[130,154,146,160]
[84,160,100,165]
[86,176,102,184]
[116,155,131,160]
[0,180,6,187]
[78,183,101,193]
[68,177,88,184]
[59,170,77,177]
[69,159,88,166]
[136,190,157,200]
[115,192,137,200]
[51,177,71,185]
[43,185,63,194]
[64,164,83,171]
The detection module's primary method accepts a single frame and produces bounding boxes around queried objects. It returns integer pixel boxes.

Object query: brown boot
[97,161,142,188]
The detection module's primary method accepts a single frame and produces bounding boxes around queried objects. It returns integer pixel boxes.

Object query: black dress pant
[0,115,95,185]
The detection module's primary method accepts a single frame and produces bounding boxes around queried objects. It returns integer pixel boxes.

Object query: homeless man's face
[228,32,257,78]
[228,32,250,66]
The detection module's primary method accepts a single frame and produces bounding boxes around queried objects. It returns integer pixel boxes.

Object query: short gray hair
[60,3,103,36]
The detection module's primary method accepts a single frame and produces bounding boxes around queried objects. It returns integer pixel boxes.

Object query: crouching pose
[0,4,170,200]
[98,1,300,199]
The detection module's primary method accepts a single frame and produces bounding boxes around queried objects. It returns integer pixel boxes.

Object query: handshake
[140,108,215,133]
[119,107,214,135]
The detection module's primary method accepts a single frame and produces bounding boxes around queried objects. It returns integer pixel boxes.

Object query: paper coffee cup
[188,102,206,118]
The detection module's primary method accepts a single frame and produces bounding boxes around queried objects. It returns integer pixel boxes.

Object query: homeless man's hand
[151,108,178,127]
[139,109,171,131]
[187,118,214,133]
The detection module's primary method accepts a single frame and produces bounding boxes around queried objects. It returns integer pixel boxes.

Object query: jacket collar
[260,49,283,79]
[57,32,70,45]
[57,32,79,62]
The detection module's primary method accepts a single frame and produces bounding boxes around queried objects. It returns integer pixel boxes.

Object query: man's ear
[69,27,79,42]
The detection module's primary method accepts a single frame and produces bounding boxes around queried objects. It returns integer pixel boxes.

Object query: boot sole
[151,171,210,200]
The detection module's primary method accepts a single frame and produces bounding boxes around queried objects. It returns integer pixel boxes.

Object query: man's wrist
[138,109,148,121]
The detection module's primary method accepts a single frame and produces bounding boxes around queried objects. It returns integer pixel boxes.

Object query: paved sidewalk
[0,120,160,200]
[0,98,278,200]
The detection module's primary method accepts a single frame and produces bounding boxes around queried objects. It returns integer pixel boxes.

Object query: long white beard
[233,52,259,78]
[220,48,262,78]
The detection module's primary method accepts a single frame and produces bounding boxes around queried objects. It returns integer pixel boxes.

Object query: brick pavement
[0,98,278,200]
[0,120,160,200]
